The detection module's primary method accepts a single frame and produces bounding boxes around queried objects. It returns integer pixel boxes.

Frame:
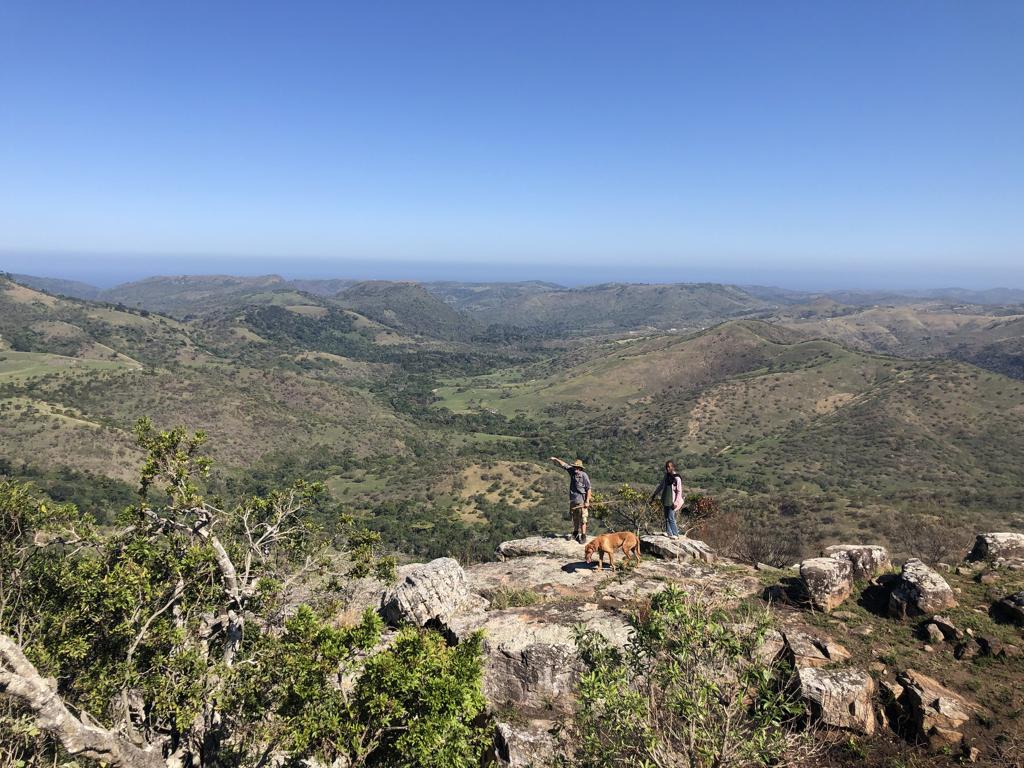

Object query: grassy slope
[779,304,1024,380]
[435,320,1024,542]
[4,275,1023,562]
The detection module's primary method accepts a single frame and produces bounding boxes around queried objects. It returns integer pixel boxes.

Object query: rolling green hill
[335,281,482,341]
[3,274,1023,562]
[435,281,774,333]
[779,304,1024,379]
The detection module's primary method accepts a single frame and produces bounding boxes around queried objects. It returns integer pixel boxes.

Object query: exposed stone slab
[888,559,957,619]
[463,603,631,716]
[465,556,605,601]
[799,667,877,734]
[640,535,715,563]
[824,545,891,580]
[495,536,585,562]
[967,533,1024,562]
[783,630,850,669]
[897,669,979,750]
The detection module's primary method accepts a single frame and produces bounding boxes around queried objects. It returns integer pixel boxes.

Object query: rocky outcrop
[967,532,1024,562]
[495,536,584,562]
[380,558,486,628]
[798,667,876,734]
[640,535,715,563]
[367,538,987,763]
[994,590,1024,625]
[799,557,853,612]
[824,544,891,580]
[492,720,557,767]
[895,670,979,750]
[888,559,957,618]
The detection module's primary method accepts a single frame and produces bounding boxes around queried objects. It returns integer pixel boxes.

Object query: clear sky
[1,1,1022,288]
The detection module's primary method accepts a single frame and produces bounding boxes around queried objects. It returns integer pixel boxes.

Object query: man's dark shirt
[566,467,591,505]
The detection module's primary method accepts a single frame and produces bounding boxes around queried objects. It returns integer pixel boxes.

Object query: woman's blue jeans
[663,505,679,536]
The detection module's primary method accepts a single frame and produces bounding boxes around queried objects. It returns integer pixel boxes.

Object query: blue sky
[1,1,1022,288]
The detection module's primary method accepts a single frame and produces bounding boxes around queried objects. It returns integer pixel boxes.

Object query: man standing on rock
[550,457,592,543]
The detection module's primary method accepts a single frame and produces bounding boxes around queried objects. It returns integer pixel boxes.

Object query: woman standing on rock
[650,460,684,539]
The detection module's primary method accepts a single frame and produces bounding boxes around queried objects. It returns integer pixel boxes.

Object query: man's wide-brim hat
[573,459,584,467]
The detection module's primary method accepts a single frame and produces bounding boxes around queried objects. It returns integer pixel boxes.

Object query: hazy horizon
[4,250,1024,294]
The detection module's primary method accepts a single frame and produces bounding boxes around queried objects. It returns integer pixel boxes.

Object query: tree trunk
[0,635,167,768]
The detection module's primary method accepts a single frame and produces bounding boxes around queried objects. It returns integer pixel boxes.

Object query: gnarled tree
[1,418,479,768]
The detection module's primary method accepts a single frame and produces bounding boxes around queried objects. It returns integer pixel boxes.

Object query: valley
[2,271,1024,562]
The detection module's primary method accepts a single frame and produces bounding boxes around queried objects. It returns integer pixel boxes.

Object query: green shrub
[565,585,810,768]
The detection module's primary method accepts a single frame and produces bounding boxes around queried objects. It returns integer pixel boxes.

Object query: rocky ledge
[340,531,1024,766]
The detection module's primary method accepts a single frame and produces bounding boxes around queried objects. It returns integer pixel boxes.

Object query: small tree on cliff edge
[591,484,661,537]
[0,418,487,768]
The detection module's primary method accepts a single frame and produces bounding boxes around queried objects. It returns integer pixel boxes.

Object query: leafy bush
[565,586,811,768]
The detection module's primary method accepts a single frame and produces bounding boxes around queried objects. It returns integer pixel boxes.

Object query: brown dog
[584,531,641,572]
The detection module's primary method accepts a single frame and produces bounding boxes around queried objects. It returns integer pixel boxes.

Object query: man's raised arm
[549,456,569,469]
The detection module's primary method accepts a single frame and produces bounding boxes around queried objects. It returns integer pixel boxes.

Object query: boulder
[798,667,876,734]
[640,535,715,563]
[783,630,850,669]
[824,545,891,580]
[925,623,945,645]
[492,720,557,767]
[463,603,630,716]
[897,669,978,750]
[994,590,1024,625]
[931,615,964,642]
[800,557,854,612]
[380,558,486,628]
[888,559,957,619]
[967,533,1024,562]
[954,637,981,660]
[495,536,584,562]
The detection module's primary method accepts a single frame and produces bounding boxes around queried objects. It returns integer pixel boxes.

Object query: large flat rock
[799,667,876,734]
[495,536,584,561]
[466,555,606,600]
[640,535,715,563]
